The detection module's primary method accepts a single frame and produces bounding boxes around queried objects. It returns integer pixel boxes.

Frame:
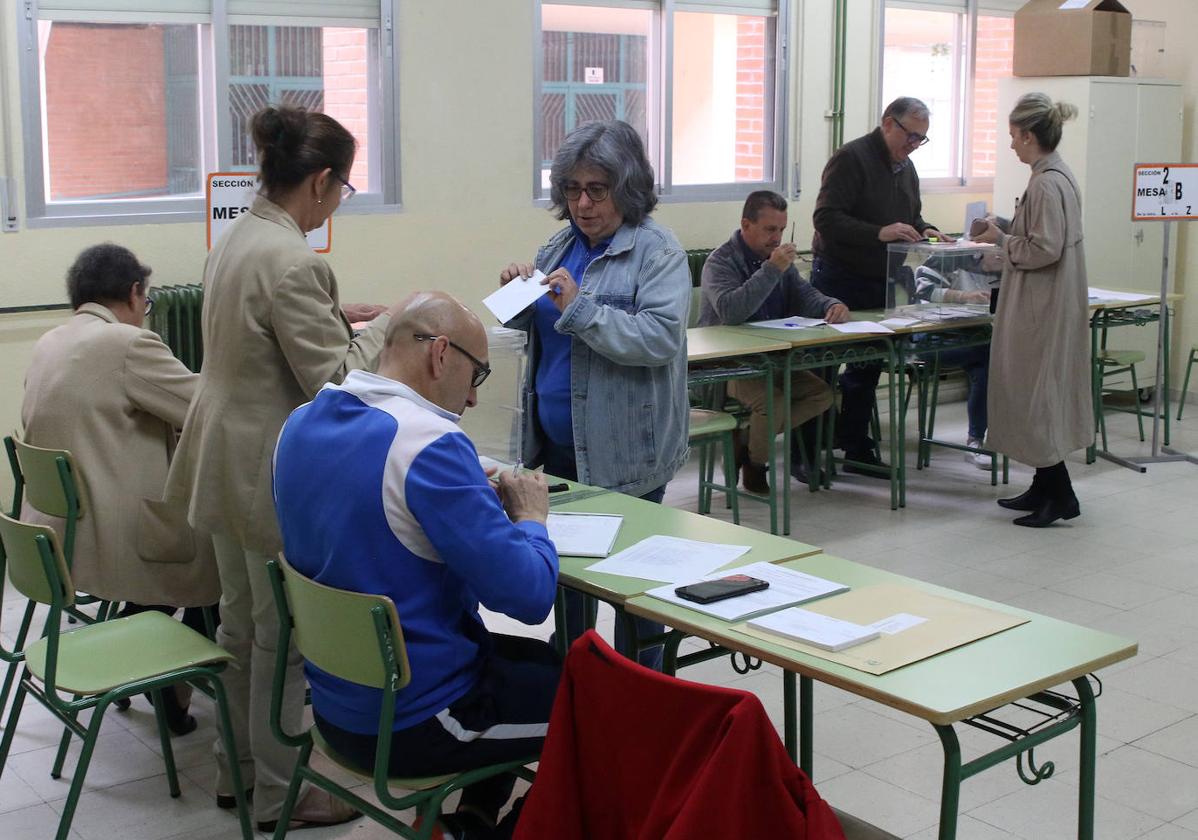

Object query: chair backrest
[687,286,702,329]
[273,552,410,691]
[7,436,86,522]
[0,510,74,609]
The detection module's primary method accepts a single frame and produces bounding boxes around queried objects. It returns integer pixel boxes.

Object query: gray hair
[548,120,657,227]
[1009,92,1078,152]
[882,97,930,123]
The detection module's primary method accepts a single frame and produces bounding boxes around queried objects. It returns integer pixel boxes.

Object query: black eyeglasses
[413,334,491,388]
[893,117,930,148]
[560,181,610,203]
[335,173,356,201]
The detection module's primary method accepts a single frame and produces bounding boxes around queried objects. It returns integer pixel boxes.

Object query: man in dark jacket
[811,97,947,475]
[700,191,848,493]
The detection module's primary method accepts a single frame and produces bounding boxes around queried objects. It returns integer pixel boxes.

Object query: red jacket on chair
[514,631,846,839]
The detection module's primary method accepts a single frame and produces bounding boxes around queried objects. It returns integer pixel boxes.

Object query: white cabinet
[994,76,1182,390]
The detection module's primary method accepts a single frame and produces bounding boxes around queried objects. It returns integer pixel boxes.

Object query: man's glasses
[560,181,610,203]
[413,334,491,388]
[335,173,356,202]
[893,117,930,148]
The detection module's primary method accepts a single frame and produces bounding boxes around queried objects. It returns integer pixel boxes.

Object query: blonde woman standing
[975,93,1094,527]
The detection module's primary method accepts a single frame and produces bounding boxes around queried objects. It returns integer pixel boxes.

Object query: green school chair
[689,408,741,523]
[0,511,252,840]
[1178,342,1197,420]
[264,553,537,839]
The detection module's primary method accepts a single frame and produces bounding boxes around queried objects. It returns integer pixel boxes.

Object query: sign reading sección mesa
[1132,164,1198,221]
[206,172,331,252]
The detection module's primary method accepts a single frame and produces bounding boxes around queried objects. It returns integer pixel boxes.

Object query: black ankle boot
[997,484,1043,511]
[1013,492,1080,528]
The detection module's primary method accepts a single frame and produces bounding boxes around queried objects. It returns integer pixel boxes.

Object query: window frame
[532,0,790,205]
[16,0,401,228]
[877,0,1015,192]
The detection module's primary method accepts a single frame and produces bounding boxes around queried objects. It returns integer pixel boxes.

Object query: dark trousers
[540,438,667,671]
[921,344,990,441]
[811,255,889,457]
[315,634,560,828]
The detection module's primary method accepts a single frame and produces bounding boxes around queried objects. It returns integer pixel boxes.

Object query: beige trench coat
[986,152,1095,468]
[21,303,220,607]
[165,196,389,555]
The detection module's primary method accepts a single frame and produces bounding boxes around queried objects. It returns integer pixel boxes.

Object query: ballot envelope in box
[885,241,1000,321]
[458,326,527,466]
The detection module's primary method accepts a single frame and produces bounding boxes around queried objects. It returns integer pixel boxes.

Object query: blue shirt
[272,371,558,733]
[533,224,612,446]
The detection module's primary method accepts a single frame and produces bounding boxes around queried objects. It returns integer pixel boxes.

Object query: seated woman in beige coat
[21,243,220,732]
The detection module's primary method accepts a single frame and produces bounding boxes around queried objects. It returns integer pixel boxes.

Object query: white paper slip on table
[746,316,826,330]
[585,535,751,584]
[747,608,880,652]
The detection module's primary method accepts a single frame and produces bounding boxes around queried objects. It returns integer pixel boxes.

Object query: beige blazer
[988,152,1095,467]
[20,303,220,607]
[166,196,389,555]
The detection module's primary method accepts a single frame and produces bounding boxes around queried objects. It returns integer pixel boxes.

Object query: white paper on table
[482,270,549,323]
[746,316,826,330]
[1087,287,1155,303]
[962,200,987,240]
[829,321,895,335]
[865,613,928,635]
[879,317,920,329]
[585,535,751,584]
[747,608,880,652]
[546,512,623,558]
[646,561,849,622]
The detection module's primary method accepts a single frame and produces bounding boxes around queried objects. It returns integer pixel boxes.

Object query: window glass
[881,7,963,180]
[40,21,202,201]
[540,5,652,190]
[971,14,1014,178]
[228,25,372,188]
[672,11,775,186]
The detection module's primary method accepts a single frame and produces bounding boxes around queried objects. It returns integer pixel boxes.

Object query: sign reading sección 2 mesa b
[1132,164,1198,222]
[206,172,331,252]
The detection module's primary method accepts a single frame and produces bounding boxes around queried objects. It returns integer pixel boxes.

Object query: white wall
[0,0,1001,501]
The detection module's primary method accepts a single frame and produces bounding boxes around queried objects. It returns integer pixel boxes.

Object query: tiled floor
[2,402,1196,839]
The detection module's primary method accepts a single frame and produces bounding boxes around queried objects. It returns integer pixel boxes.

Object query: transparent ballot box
[885,241,1000,321]
[458,326,527,466]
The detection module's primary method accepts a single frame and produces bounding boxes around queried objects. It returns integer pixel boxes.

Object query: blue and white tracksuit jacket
[272,370,559,734]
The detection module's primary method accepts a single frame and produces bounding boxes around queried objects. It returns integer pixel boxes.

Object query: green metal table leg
[935,723,963,840]
[1075,676,1097,840]
[778,354,788,535]
[783,670,797,765]
[1087,312,1101,464]
[800,674,814,776]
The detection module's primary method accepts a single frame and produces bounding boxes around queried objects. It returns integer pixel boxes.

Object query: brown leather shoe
[741,460,770,494]
[257,787,361,832]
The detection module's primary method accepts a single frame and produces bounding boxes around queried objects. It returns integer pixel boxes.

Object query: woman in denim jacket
[500,120,690,668]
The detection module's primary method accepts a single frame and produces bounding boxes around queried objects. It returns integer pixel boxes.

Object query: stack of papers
[746,316,826,330]
[645,561,849,621]
[546,512,623,558]
[585,535,751,584]
[748,608,880,652]
[1087,287,1155,303]
[829,321,894,335]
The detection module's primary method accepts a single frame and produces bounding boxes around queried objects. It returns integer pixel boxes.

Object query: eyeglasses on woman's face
[335,173,356,202]
[560,181,610,203]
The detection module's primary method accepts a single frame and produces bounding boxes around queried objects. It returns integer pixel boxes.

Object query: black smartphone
[675,574,769,605]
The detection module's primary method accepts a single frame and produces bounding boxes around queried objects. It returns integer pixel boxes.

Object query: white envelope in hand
[483,270,550,323]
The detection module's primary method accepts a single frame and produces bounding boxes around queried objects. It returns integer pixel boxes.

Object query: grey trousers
[210,532,306,823]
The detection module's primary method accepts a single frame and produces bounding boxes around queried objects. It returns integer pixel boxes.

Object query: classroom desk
[549,488,820,661]
[1086,292,1183,470]
[623,552,1138,840]
[686,326,792,533]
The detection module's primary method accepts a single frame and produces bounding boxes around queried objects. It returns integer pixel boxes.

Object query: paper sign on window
[584,67,604,85]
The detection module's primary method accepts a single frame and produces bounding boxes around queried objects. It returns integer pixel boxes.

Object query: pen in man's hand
[789,221,795,244]
[547,482,569,493]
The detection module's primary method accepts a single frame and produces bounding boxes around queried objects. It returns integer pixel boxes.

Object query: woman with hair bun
[975,93,1094,527]
[166,105,388,830]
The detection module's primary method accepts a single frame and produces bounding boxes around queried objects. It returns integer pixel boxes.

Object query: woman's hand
[541,268,579,313]
[342,303,388,323]
[973,220,1001,245]
[500,262,535,287]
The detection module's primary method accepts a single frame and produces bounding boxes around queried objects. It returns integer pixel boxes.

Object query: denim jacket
[507,218,691,496]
